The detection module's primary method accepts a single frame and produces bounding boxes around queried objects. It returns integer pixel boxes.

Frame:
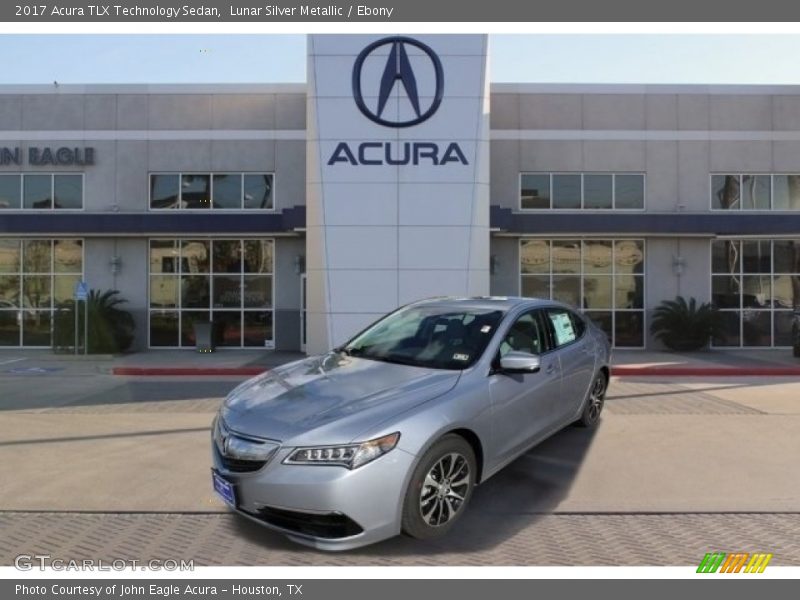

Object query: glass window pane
[0,310,20,346]
[742,275,772,308]
[149,275,178,308]
[149,311,179,347]
[614,174,644,209]
[213,275,242,308]
[213,240,242,273]
[150,174,180,209]
[243,311,273,347]
[552,275,580,307]
[773,240,800,273]
[54,240,82,273]
[552,240,581,273]
[0,175,20,209]
[742,240,771,273]
[181,275,210,309]
[583,174,612,209]
[0,240,20,273]
[521,275,550,299]
[213,311,242,347]
[520,174,550,209]
[614,240,645,275]
[714,311,741,347]
[23,175,51,209]
[583,240,613,274]
[181,240,210,274]
[774,311,795,346]
[0,275,20,307]
[23,240,51,273]
[22,311,51,346]
[149,240,180,274]
[712,240,740,274]
[712,175,740,209]
[180,311,211,347]
[212,174,242,209]
[243,276,272,308]
[772,175,800,210]
[520,240,550,274]
[53,175,82,209]
[53,275,80,304]
[243,240,274,274]
[773,274,799,309]
[742,175,770,210]
[742,311,772,346]
[552,174,581,209]
[615,275,643,309]
[584,311,612,343]
[712,275,741,309]
[583,275,612,309]
[244,174,273,210]
[614,312,644,347]
[180,174,211,209]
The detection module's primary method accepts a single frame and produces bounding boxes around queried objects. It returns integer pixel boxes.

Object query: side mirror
[499,351,541,373]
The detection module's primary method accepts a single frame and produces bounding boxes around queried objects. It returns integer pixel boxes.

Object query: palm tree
[650,296,722,351]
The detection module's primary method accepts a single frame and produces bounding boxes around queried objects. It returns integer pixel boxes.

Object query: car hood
[220,353,460,446]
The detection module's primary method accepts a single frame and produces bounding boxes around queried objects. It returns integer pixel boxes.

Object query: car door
[543,307,597,422]
[487,308,562,464]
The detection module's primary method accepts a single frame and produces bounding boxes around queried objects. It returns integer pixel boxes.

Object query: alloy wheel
[419,452,471,527]
[587,374,607,422]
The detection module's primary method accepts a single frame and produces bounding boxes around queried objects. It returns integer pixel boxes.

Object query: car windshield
[340,305,506,370]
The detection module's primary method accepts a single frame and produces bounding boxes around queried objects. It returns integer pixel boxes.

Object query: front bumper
[212,441,416,551]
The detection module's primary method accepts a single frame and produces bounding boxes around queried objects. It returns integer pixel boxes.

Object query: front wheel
[401,434,476,540]
[575,371,608,428]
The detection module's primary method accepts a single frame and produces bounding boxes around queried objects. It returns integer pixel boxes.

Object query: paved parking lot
[1,360,799,565]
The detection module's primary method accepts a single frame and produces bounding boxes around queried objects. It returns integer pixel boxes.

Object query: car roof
[409,296,567,312]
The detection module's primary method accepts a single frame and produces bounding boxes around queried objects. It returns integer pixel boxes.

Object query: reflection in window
[148,239,275,348]
[520,174,550,209]
[583,174,613,209]
[0,175,20,209]
[151,173,274,210]
[520,173,643,210]
[244,174,273,210]
[519,239,646,347]
[552,174,581,209]
[711,238,800,347]
[150,174,180,209]
[23,175,52,209]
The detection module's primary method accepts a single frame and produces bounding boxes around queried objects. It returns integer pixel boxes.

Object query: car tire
[575,370,608,428]
[401,434,477,540]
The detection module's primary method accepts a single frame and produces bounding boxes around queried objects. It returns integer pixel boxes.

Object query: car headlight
[283,432,400,469]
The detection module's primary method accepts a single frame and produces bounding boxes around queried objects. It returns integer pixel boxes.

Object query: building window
[0,238,83,347]
[149,238,274,348]
[0,174,83,210]
[519,238,646,347]
[711,239,800,347]
[711,174,800,210]
[150,173,274,210]
[520,173,644,210]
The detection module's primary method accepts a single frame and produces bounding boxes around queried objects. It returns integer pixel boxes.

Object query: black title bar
[4,0,800,22]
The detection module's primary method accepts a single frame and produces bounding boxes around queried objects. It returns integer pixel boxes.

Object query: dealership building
[1,34,799,354]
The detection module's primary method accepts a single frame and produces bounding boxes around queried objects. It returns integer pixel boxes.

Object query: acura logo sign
[352,36,444,128]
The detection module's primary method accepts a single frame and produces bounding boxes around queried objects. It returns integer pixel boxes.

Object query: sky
[2,34,800,85]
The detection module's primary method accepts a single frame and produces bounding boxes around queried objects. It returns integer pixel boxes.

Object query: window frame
[0,173,85,211]
[519,172,646,211]
[148,172,276,212]
[710,173,800,212]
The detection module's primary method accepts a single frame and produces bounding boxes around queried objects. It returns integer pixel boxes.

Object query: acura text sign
[306,34,490,355]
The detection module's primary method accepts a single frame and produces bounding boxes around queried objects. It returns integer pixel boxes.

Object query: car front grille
[214,417,279,473]
[219,455,269,473]
[255,506,364,539]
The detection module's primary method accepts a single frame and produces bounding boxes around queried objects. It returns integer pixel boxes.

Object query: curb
[112,365,800,377]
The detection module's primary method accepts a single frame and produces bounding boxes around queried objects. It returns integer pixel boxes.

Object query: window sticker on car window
[480,325,492,333]
[550,312,576,345]
[453,353,470,361]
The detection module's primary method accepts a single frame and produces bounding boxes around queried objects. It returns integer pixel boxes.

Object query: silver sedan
[211,297,611,550]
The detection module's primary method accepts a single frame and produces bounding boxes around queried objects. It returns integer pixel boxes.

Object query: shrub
[650,296,721,351]
[54,289,135,354]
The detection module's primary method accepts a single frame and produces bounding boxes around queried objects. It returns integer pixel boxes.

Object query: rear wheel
[401,434,476,540]
[575,371,607,428]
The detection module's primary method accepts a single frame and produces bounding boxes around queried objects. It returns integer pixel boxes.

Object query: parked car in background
[211,296,611,550]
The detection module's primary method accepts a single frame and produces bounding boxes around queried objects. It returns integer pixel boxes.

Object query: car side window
[498,310,547,357]
[545,308,581,348]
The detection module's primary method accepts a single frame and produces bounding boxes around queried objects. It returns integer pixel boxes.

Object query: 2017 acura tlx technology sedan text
[211,296,611,550]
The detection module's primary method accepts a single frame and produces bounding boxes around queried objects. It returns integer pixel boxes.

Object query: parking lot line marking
[0,358,25,366]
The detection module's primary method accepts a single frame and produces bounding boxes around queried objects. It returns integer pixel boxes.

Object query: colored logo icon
[352,36,444,128]
[696,552,773,573]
